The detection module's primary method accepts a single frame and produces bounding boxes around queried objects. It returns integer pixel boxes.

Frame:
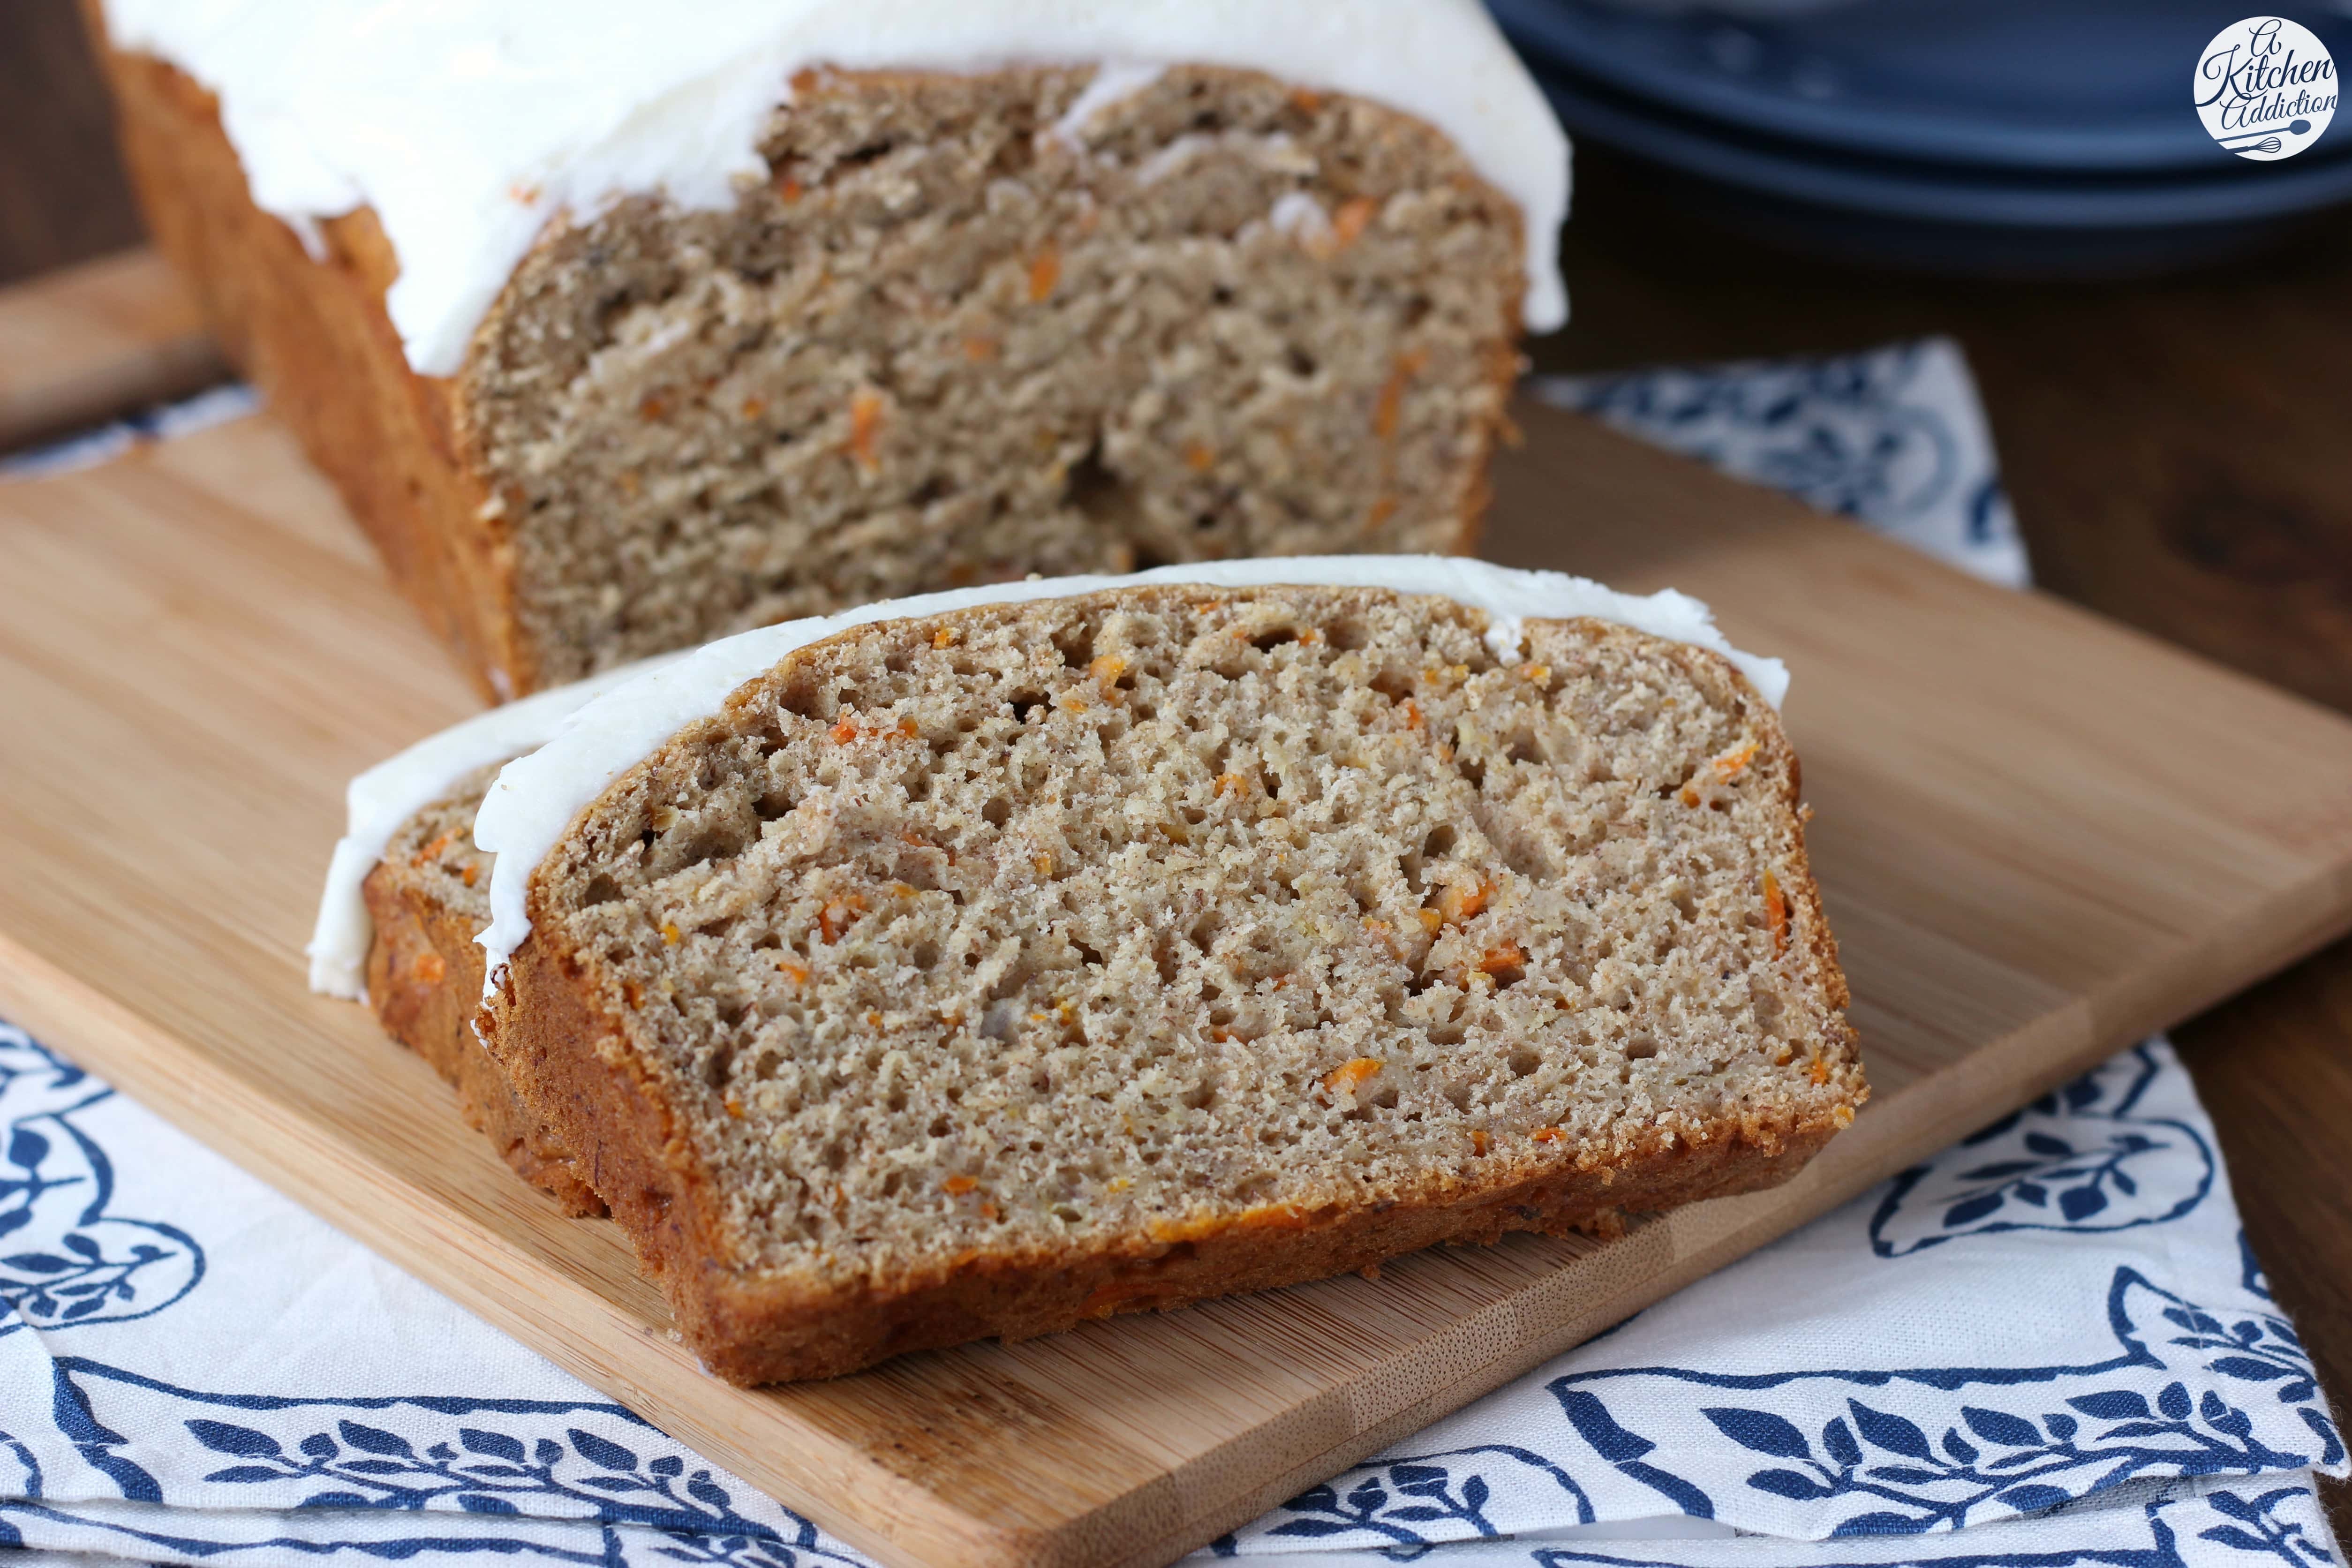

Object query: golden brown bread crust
[361,860,606,1216]
[89,28,528,700]
[482,930,1849,1384]
[86,28,1519,696]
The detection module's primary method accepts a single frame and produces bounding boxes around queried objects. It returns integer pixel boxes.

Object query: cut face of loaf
[477,584,1862,1384]
[467,66,1525,686]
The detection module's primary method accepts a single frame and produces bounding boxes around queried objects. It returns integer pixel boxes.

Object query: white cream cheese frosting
[307,653,682,1000]
[468,557,1787,995]
[103,0,1572,377]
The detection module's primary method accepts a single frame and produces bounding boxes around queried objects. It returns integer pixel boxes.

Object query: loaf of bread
[314,559,1860,1383]
[90,2,1570,699]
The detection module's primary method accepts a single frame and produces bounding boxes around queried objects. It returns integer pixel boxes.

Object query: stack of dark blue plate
[1487,0,2352,273]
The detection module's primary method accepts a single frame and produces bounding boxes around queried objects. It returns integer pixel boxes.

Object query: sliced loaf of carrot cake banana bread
[92,1,1570,698]
[314,558,1860,1383]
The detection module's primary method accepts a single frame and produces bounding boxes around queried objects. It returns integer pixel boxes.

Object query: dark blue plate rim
[1536,62,2352,226]
[1490,0,2306,175]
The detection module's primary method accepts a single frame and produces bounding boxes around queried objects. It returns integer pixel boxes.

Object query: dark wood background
[8,0,2348,1538]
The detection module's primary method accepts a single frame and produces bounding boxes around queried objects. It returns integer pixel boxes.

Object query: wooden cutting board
[6,283,2352,1568]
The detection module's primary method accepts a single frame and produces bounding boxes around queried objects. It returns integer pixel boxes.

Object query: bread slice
[361,768,605,1217]
[92,26,1544,697]
[470,581,1861,1383]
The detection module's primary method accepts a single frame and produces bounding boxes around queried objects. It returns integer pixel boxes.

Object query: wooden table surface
[7,0,2348,1543]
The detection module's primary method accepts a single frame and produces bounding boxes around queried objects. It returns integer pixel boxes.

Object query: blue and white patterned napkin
[1533,337,2032,589]
[2,342,2340,1568]
[0,384,258,482]
[1208,1041,2344,1562]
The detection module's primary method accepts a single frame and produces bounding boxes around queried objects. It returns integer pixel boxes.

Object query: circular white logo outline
[2195,16,2337,161]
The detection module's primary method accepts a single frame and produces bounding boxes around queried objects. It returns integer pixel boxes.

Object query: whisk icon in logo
[2196,17,2337,160]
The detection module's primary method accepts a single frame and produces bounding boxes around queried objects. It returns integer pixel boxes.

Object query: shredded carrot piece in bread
[1184,442,1215,472]
[1417,908,1445,935]
[775,957,810,986]
[847,387,885,473]
[943,1175,977,1195]
[933,626,959,648]
[1027,245,1061,302]
[776,174,804,203]
[1331,196,1377,249]
[1323,1057,1383,1093]
[1215,772,1249,797]
[1470,1129,1490,1155]
[638,395,668,421]
[1438,878,1494,925]
[962,334,998,362]
[1520,663,1551,684]
[739,397,766,420]
[1372,349,1426,439]
[1811,1055,1831,1086]
[1289,87,1324,113]
[1088,654,1127,689]
[824,711,918,744]
[1478,942,1526,977]
[459,862,478,887]
[724,1095,745,1119]
[819,894,865,944]
[411,949,446,986]
[1531,1126,1565,1143]
[1715,741,1759,779]
[660,922,681,946]
[1763,868,1789,957]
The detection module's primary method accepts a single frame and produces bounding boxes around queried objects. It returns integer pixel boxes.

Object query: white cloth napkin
[2,341,2340,1568]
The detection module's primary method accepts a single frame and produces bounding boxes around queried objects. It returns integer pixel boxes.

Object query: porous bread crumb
[519,585,1860,1323]
[462,66,1526,685]
[383,772,496,934]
